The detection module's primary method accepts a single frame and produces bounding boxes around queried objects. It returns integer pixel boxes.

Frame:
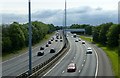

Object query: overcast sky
[1,0,119,25]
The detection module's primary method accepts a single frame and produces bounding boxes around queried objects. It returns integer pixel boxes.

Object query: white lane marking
[79,70,81,73]
[84,60,85,62]
[62,71,65,73]
[43,47,70,76]
[2,44,42,64]
[71,60,74,62]
[92,48,99,78]
[85,43,98,78]
[82,64,84,67]
[74,57,75,59]
[2,36,57,64]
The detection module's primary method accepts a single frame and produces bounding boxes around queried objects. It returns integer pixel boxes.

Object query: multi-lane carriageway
[2,31,114,77]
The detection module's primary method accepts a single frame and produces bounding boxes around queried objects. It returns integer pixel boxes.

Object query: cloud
[2,14,28,24]
[2,6,118,26]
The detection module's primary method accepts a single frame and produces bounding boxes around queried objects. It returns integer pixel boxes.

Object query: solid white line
[79,70,81,73]
[82,64,84,67]
[2,36,56,64]
[62,71,64,73]
[86,43,98,78]
[43,47,70,76]
[93,48,99,78]
[71,60,73,62]
[2,44,42,64]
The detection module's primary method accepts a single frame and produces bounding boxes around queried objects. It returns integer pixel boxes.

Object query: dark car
[67,63,76,72]
[56,36,59,39]
[55,40,58,42]
[48,41,51,44]
[37,51,44,56]
[46,44,49,47]
[51,39,54,41]
[40,47,44,50]
[60,40,63,42]
[50,48,55,53]
[60,36,62,39]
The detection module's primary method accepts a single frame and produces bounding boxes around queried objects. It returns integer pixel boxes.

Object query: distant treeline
[92,22,120,48]
[70,24,93,35]
[2,21,56,54]
[69,22,120,50]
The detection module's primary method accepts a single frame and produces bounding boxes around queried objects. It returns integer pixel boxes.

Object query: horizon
[1,0,119,25]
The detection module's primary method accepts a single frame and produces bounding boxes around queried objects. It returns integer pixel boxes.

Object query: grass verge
[2,32,55,61]
[80,35,119,77]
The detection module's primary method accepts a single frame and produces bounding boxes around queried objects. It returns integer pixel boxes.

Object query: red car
[67,63,76,72]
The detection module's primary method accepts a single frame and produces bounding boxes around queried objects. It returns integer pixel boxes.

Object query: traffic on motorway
[43,32,97,76]
[2,31,113,77]
[2,31,64,76]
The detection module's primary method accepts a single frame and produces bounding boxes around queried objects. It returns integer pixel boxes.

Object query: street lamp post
[64,0,67,47]
[28,0,32,75]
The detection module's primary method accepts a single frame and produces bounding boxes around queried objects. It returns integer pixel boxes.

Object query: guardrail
[16,31,70,78]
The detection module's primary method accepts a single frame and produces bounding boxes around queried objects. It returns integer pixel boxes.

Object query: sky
[1,0,119,26]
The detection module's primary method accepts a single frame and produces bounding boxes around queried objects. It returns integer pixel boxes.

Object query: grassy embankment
[2,32,55,61]
[80,35,119,77]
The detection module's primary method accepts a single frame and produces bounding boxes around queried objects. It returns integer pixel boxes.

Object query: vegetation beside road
[73,22,120,77]
[80,36,119,77]
[2,32,55,61]
[2,21,56,58]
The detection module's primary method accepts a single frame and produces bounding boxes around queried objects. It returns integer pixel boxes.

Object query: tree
[99,22,113,45]
[85,26,92,35]
[107,24,120,47]
[92,26,101,42]
[2,37,12,53]
[9,22,25,50]
[48,24,55,33]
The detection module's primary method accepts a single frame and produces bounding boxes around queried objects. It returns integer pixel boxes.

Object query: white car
[75,39,78,42]
[67,63,76,72]
[86,47,92,54]
[82,41,85,44]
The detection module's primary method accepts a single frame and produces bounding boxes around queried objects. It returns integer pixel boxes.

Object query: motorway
[2,32,64,76]
[43,32,113,77]
[2,31,113,77]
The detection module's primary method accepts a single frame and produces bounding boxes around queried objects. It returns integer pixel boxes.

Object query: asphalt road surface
[43,33,113,77]
[2,32,64,76]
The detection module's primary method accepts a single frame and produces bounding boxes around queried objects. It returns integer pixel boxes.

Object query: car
[60,36,62,39]
[51,39,54,41]
[50,48,55,53]
[78,38,81,41]
[82,41,85,44]
[67,63,76,72]
[40,47,44,50]
[46,44,49,47]
[60,39,63,42]
[73,34,76,38]
[86,47,92,54]
[55,40,58,42]
[75,39,78,42]
[37,51,44,56]
[48,41,51,44]
[56,37,59,39]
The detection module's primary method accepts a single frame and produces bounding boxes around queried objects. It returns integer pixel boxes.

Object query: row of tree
[92,22,120,48]
[2,21,56,54]
[69,22,120,49]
